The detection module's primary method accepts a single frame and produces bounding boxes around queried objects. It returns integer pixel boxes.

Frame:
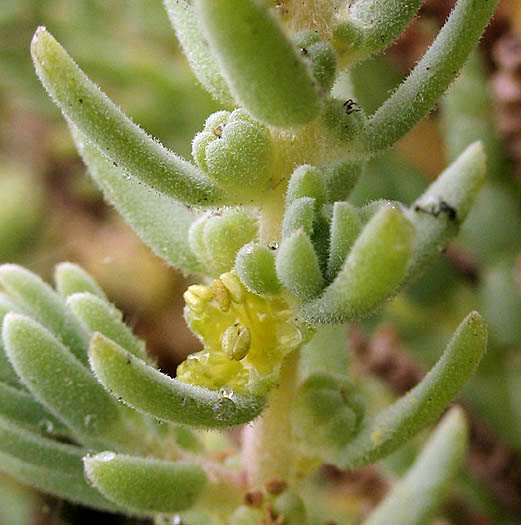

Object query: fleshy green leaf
[364,407,468,525]
[286,165,326,209]
[235,242,281,296]
[327,201,362,281]
[322,98,366,143]
[359,0,500,152]
[196,208,259,277]
[31,27,224,206]
[54,262,108,301]
[0,382,68,436]
[0,415,85,475]
[294,31,337,95]
[70,127,204,275]
[3,313,121,447]
[195,0,320,126]
[0,293,28,389]
[163,0,234,105]
[0,451,123,513]
[332,312,486,468]
[282,197,316,239]
[89,333,265,428]
[320,160,365,203]
[333,0,423,66]
[276,230,325,300]
[301,205,413,324]
[0,416,124,512]
[293,372,364,453]
[67,293,149,362]
[84,452,207,514]
[0,264,89,365]
[404,141,486,282]
[202,111,274,201]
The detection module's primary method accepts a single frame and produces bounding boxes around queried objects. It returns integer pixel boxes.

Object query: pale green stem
[242,350,299,487]
[260,188,285,244]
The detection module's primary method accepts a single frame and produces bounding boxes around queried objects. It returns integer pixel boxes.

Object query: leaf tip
[2,311,28,343]
[31,26,52,64]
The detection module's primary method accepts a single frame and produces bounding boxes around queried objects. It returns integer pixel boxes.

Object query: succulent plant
[1,0,513,523]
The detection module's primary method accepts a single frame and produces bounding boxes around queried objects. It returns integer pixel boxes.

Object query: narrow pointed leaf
[404,141,486,281]
[334,0,423,65]
[359,0,500,152]
[196,0,320,126]
[70,127,203,274]
[67,293,148,362]
[84,453,207,514]
[54,262,107,300]
[276,230,325,299]
[89,333,265,428]
[301,205,413,324]
[364,408,468,525]
[327,202,362,281]
[3,314,121,447]
[0,382,68,436]
[31,27,224,206]
[0,265,89,365]
[333,312,486,468]
[163,0,234,105]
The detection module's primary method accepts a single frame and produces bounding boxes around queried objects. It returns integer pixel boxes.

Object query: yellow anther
[220,272,243,302]
[183,284,213,312]
[222,324,251,361]
[189,284,214,301]
[211,279,231,312]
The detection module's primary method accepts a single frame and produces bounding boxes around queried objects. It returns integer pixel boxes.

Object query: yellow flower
[177,272,312,395]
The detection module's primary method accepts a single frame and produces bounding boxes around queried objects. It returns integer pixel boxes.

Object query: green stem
[242,350,299,487]
[260,189,285,244]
